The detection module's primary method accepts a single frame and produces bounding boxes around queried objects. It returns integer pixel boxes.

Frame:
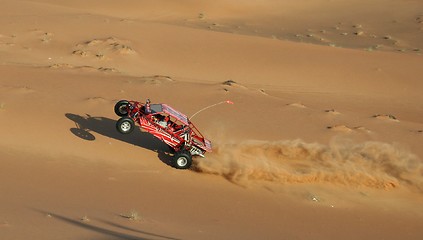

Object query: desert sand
[1,0,423,239]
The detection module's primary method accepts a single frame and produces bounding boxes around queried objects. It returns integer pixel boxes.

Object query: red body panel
[139,116,183,149]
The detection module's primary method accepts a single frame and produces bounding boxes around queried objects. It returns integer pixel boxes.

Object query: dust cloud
[194,139,423,191]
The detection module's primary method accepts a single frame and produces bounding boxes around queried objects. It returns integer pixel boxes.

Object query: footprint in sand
[1,30,53,50]
[324,109,341,115]
[373,114,399,122]
[416,15,423,24]
[221,80,247,92]
[97,67,119,73]
[40,32,53,43]
[259,89,268,95]
[222,80,242,87]
[72,49,89,57]
[327,125,353,133]
[29,29,54,43]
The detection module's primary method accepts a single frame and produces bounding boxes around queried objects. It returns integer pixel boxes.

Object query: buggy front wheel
[173,151,192,169]
[116,117,135,134]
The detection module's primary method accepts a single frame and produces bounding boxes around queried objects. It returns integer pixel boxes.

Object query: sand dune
[1,0,423,239]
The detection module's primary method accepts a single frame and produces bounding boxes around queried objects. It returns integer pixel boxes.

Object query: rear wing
[204,138,212,152]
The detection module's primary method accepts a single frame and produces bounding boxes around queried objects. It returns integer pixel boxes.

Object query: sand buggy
[114,99,212,169]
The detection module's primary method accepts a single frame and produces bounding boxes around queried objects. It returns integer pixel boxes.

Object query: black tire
[114,100,130,117]
[173,151,192,169]
[116,117,135,134]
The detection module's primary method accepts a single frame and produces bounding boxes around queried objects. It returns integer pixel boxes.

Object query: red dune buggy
[114,99,212,169]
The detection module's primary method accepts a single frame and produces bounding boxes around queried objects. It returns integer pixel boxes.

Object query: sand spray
[194,138,423,191]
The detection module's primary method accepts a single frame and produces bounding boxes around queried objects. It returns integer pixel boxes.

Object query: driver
[145,98,152,114]
[158,115,169,128]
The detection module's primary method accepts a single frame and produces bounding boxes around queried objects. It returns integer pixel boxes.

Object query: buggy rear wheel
[116,117,135,134]
[173,151,192,169]
[114,100,130,116]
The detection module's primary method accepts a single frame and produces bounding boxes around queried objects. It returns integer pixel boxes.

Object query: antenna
[190,100,234,120]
